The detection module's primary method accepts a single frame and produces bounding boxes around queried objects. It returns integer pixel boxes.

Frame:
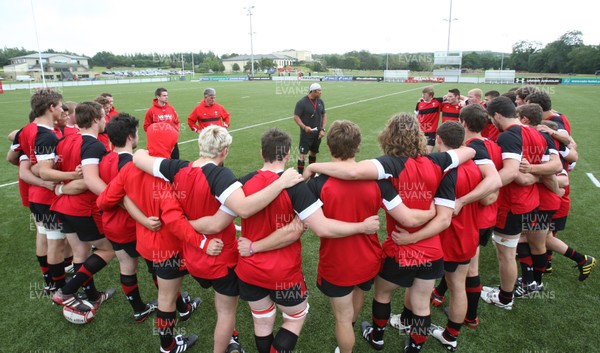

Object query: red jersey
[97,163,202,263]
[235,170,321,290]
[106,106,119,122]
[51,134,106,217]
[154,159,240,280]
[307,176,394,286]
[98,152,136,244]
[187,100,231,132]
[439,162,482,262]
[415,99,441,133]
[61,125,79,137]
[144,99,180,132]
[373,152,459,266]
[547,112,571,135]
[481,123,500,142]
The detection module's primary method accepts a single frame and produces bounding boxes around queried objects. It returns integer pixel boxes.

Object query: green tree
[510,40,541,71]
[232,63,240,72]
[568,45,600,74]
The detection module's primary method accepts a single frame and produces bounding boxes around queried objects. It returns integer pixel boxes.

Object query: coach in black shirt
[293,83,327,174]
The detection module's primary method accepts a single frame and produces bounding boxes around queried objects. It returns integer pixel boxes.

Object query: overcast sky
[2,0,599,57]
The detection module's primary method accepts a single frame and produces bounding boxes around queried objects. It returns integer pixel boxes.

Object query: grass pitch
[0,80,599,352]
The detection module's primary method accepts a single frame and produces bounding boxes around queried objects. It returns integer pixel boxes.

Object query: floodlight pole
[246,6,255,78]
[446,0,453,55]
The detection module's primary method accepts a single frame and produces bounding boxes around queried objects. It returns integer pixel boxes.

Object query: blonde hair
[378,113,427,158]
[198,125,232,158]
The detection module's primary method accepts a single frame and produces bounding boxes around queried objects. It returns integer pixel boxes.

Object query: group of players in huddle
[6,84,594,353]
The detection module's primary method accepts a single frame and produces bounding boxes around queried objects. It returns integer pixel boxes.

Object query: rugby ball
[63,300,96,324]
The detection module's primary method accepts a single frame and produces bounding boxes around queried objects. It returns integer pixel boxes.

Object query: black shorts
[55,212,104,242]
[495,209,538,236]
[316,276,374,298]
[193,267,239,297]
[298,131,321,155]
[551,216,568,232]
[152,255,188,280]
[424,132,436,147]
[110,240,140,258]
[238,278,307,307]
[479,227,494,246]
[29,202,61,232]
[527,210,556,231]
[378,256,444,288]
[444,260,470,273]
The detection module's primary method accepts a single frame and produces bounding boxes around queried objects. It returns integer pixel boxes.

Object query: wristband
[57,184,64,195]
[249,242,254,256]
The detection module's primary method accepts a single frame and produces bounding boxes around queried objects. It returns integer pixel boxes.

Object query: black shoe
[361,321,384,350]
[577,255,596,281]
[160,334,198,353]
[134,299,158,323]
[179,295,201,322]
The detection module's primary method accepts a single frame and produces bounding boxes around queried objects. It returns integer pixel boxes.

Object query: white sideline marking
[0,84,432,188]
[586,173,600,188]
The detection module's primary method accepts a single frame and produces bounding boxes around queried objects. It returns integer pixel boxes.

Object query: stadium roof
[222,53,295,61]
[11,53,89,60]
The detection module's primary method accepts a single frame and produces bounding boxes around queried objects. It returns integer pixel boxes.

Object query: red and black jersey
[307,176,399,286]
[554,169,571,219]
[536,131,561,212]
[155,159,240,280]
[441,102,462,123]
[439,161,482,262]
[547,112,571,135]
[51,134,106,217]
[16,123,59,205]
[10,129,30,207]
[467,138,502,229]
[496,124,546,216]
[97,133,111,151]
[235,170,321,290]
[98,152,136,244]
[97,163,203,263]
[415,99,441,133]
[372,151,459,266]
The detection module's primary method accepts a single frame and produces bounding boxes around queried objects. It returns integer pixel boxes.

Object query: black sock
[371,300,390,341]
[407,314,430,352]
[156,310,177,350]
[297,159,305,174]
[465,276,481,321]
[176,292,189,313]
[272,328,298,353]
[517,243,534,285]
[499,288,513,304]
[64,255,73,267]
[436,276,448,296]
[401,306,414,327]
[62,254,106,297]
[308,155,316,164]
[121,273,146,312]
[531,253,547,284]
[564,247,585,264]
[37,255,50,286]
[255,333,274,353]
[443,320,462,342]
[48,262,66,289]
